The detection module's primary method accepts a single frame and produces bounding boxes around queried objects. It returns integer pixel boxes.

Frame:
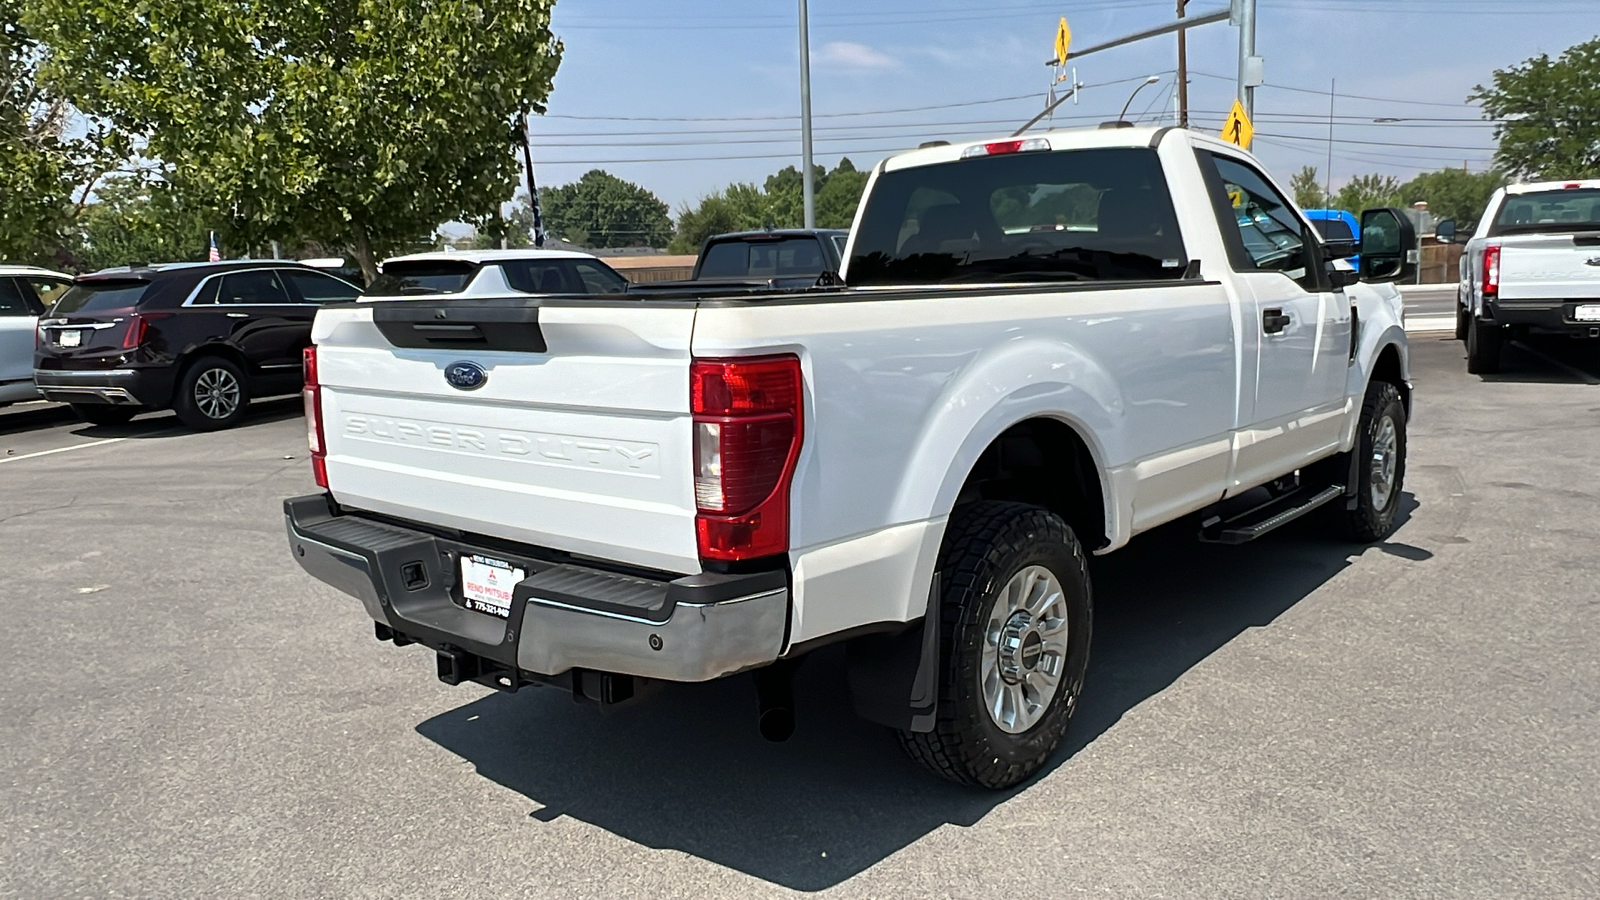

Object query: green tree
[26,0,563,280]
[1397,167,1507,230]
[66,177,218,271]
[0,2,106,264]
[815,158,868,229]
[668,184,771,254]
[1289,166,1328,210]
[1333,174,1401,214]
[540,170,673,248]
[1471,36,1600,180]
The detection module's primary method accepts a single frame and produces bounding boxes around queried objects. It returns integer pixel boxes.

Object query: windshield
[847,147,1188,286]
[699,237,828,279]
[47,281,151,316]
[1490,189,1600,236]
[1311,218,1355,242]
[365,261,479,296]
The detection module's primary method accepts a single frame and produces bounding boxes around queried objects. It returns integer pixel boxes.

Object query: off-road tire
[71,404,140,426]
[1333,380,1407,542]
[897,501,1092,789]
[1466,315,1502,374]
[173,356,250,430]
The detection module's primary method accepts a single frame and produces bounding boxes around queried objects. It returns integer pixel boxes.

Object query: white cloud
[815,41,897,71]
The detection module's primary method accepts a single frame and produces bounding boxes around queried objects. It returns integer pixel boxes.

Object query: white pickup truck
[1448,179,1600,373]
[285,126,1417,788]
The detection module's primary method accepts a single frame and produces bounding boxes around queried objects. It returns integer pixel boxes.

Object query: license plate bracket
[58,329,82,348]
[458,554,524,619]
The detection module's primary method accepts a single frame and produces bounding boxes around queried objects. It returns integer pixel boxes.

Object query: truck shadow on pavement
[416,494,1419,892]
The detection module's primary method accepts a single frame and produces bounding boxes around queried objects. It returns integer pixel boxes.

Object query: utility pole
[798,0,816,229]
[1325,78,1335,205]
[1234,0,1258,118]
[1177,0,1189,127]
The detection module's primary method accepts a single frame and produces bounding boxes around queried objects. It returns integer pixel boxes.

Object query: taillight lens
[1482,244,1501,297]
[121,314,146,349]
[691,355,803,562]
[303,346,328,488]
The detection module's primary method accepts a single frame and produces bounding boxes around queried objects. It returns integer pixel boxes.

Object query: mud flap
[845,573,940,732]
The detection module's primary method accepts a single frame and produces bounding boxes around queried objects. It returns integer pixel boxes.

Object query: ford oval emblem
[444,361,488,391]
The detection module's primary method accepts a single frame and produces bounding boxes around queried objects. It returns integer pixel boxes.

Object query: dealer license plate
[1575,304,1600,322]
[459,554,524,619]
[58,329,82,348]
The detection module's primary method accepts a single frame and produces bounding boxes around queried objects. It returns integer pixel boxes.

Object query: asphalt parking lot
[2,332,1597,899]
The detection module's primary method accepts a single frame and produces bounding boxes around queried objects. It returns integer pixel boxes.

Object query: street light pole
[1235,0,1257,118]
[1119,75,1163,122]
[1177,0,1189,127]
[798,0,816,229]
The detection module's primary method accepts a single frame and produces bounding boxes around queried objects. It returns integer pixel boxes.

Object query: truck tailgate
[311,300,701,574]
[1497,234,1600,301]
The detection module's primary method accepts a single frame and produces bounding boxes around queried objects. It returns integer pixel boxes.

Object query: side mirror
[1433,218,1457,243]
[1358,207,1418,283]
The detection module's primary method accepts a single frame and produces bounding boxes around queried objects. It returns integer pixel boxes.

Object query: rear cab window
[1489,189,1600,236]
[847,147,1189,286]
[47,280,152,316]
[701,237,829,279]
[366,261,480,296]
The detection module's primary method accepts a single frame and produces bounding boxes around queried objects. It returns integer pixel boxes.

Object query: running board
[1198,485,1345,545]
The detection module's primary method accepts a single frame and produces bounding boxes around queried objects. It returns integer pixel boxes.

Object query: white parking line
[1405,315,1457,334]
[0,438,128,466]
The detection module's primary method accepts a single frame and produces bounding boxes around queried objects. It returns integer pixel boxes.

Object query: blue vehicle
[1304,208,1361,269]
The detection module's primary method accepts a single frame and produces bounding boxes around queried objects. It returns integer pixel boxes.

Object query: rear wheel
[897,501,1092,789]
[1455,303,1469,342]
[1466,315,1502,374]
[71,404,140,426]
[174,357,250,430]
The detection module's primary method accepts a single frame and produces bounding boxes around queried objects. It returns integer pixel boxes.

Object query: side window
[0,279,32,317]
[189,276,222,306]
[503,260,578,294]
[218,270,291,305]
[283,269,361,303]
[569,261,627,293]
[1207,154,1316,287]
[21,278,71,315]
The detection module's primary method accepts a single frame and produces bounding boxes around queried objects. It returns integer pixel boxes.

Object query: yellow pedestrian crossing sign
[1221,100,1254,149]
[1053,18,1071,65]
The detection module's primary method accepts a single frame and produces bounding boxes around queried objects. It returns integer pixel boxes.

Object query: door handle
[1262,308,1291,334]
[226,312,249,318]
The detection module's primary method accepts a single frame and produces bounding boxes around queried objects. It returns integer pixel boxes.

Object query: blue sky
[533,0,1600,211]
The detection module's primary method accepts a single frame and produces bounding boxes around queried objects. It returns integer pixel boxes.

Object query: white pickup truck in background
[285,125,1418,789]
[1447,179,1600,373]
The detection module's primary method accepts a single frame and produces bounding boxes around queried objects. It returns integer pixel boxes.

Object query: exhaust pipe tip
[758,707,795,742]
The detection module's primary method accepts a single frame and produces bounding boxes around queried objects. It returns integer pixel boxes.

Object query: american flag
[208,231,220,262]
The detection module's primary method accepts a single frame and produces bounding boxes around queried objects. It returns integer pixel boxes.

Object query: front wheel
[897,501,1092,789]
[1332,380,1408,543]
[174,357,250,430]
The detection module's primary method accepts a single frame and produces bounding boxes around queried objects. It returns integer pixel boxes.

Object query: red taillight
[691,355,803,562]
[121,314,146,349]
[1482,244,1501,298]
[303,345,328,488]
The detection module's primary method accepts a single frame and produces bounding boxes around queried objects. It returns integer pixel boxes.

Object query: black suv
[34,261,361,429]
